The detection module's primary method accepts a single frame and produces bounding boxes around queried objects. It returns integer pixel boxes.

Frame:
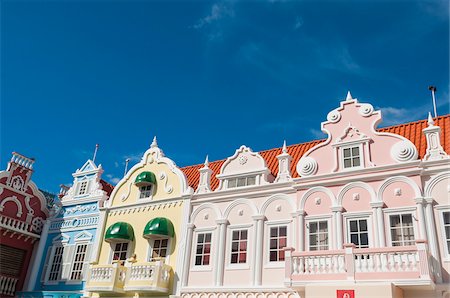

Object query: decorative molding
[296,156,318,177]
[0,196,23,217]
[391,140,418,162]
[377,176,422,202]
[223,198,259,219]
[327,109,341,123]
[337,181,376,206]
[299,186,336,210]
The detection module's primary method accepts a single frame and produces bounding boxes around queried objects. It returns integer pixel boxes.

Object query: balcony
[86,260,171,294]
[284,240,436,289]
[124,260,171,293]
[85,263,127,293]
[0,274,19,297]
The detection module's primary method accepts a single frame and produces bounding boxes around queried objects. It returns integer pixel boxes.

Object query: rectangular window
[195,233,212,266]
[269,226,287,262]
[227,177,256,189]
[151,239,168,260]
[348,219,369,248]
[390,214,415,246]
[139,185,153,199]
[78,181,88,195]
[343,146,361,169]
[112,242,129,262]
[48,246,64,281]
[309,220,328,251]
[443,212,450,254]
[70,244,88,280]
[230,229,248,264]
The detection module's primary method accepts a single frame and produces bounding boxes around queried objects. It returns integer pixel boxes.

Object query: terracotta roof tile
[100,179,115,196]
[181,115,450,191]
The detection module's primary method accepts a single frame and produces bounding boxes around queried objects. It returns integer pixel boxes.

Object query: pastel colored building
[18,159,113,298]
[179,93,450,298]
[85,138,193,297]
[0,153,53,297]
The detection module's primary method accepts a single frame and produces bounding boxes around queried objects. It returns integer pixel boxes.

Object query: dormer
[296,91,419,177]
[216,145,272,190]
[60,159,109,205]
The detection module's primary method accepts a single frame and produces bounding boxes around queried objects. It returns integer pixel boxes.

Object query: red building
[0,152,52,297]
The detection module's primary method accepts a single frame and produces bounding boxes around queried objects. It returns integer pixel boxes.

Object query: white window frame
[227,176,257,189]
[45,245,65,284]
[437,206,450,260]
[345,215,371,248]
[226,225,251,269]
[265,220,291,268]
[139,184,154,200]
[68,242,89,283]
[191,227,215,271]
[77,180,89,196]
[340,143,364,171]
[109,241,132,264]
[384,208,418,247]
[146,237,171,264]
[306,216,332,251]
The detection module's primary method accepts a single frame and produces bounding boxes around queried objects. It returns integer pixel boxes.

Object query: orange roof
[181,115,450,191]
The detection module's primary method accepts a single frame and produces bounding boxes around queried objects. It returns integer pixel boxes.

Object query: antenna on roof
[428,86,437,118]
[92,144,99,163]
[124,158,130,177]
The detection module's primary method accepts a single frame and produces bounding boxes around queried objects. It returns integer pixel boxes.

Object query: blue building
[19,160,113,298]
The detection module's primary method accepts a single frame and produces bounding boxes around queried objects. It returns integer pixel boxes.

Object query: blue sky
[1,0,449,193]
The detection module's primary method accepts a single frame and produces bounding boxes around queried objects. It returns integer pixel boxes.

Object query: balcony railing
[284,240,435,288]
[0,275,19,297]
[124,260,171,292]
[86,260,171,294]
[85,263,127,293]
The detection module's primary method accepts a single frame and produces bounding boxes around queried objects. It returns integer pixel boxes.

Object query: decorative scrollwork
[297,156,318,176]
[391,141,418,162]
[358,104,374,117]
[327,109,341,123]
[31,217,44,233]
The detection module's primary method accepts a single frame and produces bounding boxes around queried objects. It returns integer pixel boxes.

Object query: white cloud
[378,106,427,126]
[309,128,326,139]
[114,161,119,168]
[294,16,303,30]
[193,3,235,30]
[105,174,121,185]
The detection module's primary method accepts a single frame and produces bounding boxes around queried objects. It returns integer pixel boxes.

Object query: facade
[85,138,193,297]
[0,153,52,297]
[179,93,450,298]
[19,160,113,298]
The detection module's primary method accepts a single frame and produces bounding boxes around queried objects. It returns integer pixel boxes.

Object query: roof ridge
[379,114,450,130]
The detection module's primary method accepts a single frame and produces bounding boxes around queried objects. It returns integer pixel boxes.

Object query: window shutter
[40,247,52,282]
[82,243,93,280]
[61,245,75,280]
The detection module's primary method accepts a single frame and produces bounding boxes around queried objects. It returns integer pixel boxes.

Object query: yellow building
[86,138,193,297]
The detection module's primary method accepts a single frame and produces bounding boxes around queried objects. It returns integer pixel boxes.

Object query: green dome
[143,217,175,238]
[105,222,134,242]
[135,171,157,186]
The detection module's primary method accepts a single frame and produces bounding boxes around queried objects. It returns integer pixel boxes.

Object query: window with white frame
[342,146,361,169]
[48,246,64,281]
[77,181,88,195]
[150,238,169,260]
[389,214,415,246]
[70,244,88,280]
[139,185,153,199]
[308,220,328,251]
[269,226,287,262]
[230,229,248,264]
[112,242,129,262]
[227,176,256,189]
[443,211,450,254]
[195,233,212,266]
[348,219,369,248]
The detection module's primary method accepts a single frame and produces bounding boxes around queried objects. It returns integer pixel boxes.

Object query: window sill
[190,265,213,272]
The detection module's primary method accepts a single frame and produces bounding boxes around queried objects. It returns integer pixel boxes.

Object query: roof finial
[282,140,287,153]
[124,158,130,177]
[151,136,158,148]
[204,155,209,167]
[346,91,353,101]
[92,144,99,163]
[427,112,435,126]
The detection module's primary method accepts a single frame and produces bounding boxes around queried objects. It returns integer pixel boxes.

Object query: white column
[414,197,428,240]
[252,214,265,286]
[298,210,305,252]
[424,197,443,283]
[290,211,299,250]
[331,206,344,249]
[90,209,108,264]
[214,219,228,286]
[24,220,51,291]
[370,202,385,247]
[181,223,195,287]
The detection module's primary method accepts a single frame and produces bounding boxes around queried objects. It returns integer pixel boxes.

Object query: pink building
[179,93,450,298]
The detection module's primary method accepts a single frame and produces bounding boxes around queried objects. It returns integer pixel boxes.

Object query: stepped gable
[181,114,450,191]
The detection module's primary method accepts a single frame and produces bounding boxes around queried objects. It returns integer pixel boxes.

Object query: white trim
[337,181,376,206]
[264,221,291,268]
[438,208,450,261]
[108,241,132,264]
[377,176,422,202]
[223,198,258,219]
[384,209,418,247]
[191,229,214,271]
[300,187,336,210]
[146,236,171,264]
[305,216,332,251]
[225,224,252,270]
[344,215,372,248]
[338,143,365,171]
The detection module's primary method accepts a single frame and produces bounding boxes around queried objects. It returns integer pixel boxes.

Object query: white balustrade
[90,266,114,282]
[0,275,18,296]
[0,214,30,233]
[129,264,155,281]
